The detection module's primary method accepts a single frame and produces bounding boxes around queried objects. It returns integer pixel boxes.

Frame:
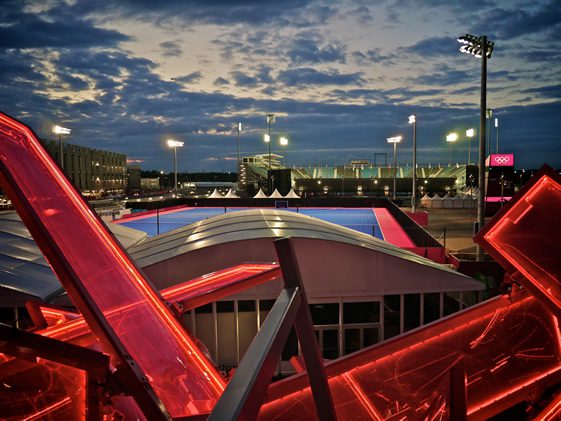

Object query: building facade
[42,139,127,195]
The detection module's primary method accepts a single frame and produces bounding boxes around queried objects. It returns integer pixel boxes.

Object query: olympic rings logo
[493,156,510,164]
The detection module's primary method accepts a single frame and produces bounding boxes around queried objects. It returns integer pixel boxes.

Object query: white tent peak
[224,188,239,198]
[253,189,268,198]
[208,188,224,198]
[284,189,300,198]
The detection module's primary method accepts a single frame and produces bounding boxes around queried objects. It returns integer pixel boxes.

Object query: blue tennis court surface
[118,207,383,239]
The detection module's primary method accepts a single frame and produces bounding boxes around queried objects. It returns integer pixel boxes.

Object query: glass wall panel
[364,327,379,347]
[309,303,339,325]
[443,292,461,316]
[238,300,257,361]
[404,294,421,332]
[344,328,361,355]
[343,302,380,324]
[423,293,440,324]
[217,301,236,366]
[384,295,401,340]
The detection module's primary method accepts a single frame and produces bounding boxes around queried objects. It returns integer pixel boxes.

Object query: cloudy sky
[1,0,560,172]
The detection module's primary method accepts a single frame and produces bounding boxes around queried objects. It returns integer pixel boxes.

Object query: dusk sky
[1,0,560,172]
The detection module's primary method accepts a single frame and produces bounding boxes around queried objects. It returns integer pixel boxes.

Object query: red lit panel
[373,208,416,247]
[476,166,561,316]
[261,292,561,420]
[0,113,224,417]
[0,358,86,420]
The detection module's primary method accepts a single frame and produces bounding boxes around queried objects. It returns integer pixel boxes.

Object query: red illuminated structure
[1,112,560,419]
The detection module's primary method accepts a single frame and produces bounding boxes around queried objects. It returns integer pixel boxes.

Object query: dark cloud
[173,72,203,84]
[413,67,472,86]
[522,84,561,100]
[0,1,129,50]
[288,36,346,64]
[277,68,364,86]
[473,1,561,40]
[160,41,183,57]
[213,77,230,86]
[230,71,260,88]
[352,48,396,65]
[401,36,459,58]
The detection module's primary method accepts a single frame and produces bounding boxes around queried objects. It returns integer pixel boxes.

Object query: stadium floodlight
[387,136,402,200]
[265,113,275,193]
[466,128,475,165]
[409,115,417,212]
[52,125,71,170]
[279,136,288,146]
[446,133,458,167]
[263,134,270,143]
[167,138,184,194]
[237,122,242,174]
[458,33,494,260]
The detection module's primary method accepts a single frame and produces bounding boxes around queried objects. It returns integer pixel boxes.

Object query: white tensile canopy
[253,189,268,198]
[208,188,224,198]
[224,188,239,198]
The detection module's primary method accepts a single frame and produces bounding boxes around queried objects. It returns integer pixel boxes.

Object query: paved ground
[403,207,481,253]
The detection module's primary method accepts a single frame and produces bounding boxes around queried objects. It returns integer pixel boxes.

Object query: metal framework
[0,112,561,420]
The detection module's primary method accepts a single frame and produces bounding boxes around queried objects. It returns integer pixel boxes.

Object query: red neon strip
[22,397,72,421]
[0,114,223,416]
[373,208,416,247]
[342,373,384,420]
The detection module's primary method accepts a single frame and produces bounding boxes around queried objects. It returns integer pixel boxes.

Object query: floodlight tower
[446,133,458,167]
[167,139,184,195]
[466,128,475,165]
[387,136,402,200]
[409,115,417,212]
[52,125,71,170]
[458,33,494,261]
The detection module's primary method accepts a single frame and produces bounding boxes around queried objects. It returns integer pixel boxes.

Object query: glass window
[322,329,339,359]
[345,328,361,355]
[343,302,380,324]
[423,293,440,324]
[217,301,234,312]
[384,295,401,340]
[404,294,421,332]
[364,328,379,347]
[195,303,213,314]
[309,303,339,325]
[238,300,256,312]
[461,291,479,309]
[444,292,461,316]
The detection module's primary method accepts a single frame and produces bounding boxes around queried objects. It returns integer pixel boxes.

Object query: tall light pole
[387,136,402,200]
[495,117,499,153]
[446,133,458,167]
[167,139,184,195]
[409,115,417,212]
[458,33,494,261]
[236,122,242,183]
[53,125,71,170]
[266,113,275,191]
[466,128,475,165]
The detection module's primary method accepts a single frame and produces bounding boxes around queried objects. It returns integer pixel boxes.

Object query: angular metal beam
[274,237,337,421]
[209,286,301,421]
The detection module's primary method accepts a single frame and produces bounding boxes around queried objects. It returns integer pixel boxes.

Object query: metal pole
[467,136,471,166]
[449,141,452,167]
[476,36,488,261]
[237,123,241,165]
[496,119,499,154]
[268,119,271,193]
[173,146,178,194]
[393,142,397,200]
[412,118,417,213]
[59,134,64,170]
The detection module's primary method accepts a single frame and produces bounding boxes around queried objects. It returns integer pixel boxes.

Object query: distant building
[127,165,142,193]
[42,139,127,195]
[141,178,160,191]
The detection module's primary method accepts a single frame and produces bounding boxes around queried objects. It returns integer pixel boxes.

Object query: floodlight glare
[466,128,475,138]
[53,125,71,135]
[446,133,458,142]
[280,136,288,146]
[386,136,402,143]
[263,134,270,143]
[167,139,184,148]
[408,115,416,124]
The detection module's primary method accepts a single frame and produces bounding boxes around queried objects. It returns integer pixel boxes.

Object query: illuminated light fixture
[387,135,402,200]
[446,133,458,167]
[263,134,270,143]
[466,128,475,165]
[52,125,71,170]
[458,34,494,58]
[280,136,288,146]
[167,138,184,194]
[409,114,417,212]
[53,125,71,135]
